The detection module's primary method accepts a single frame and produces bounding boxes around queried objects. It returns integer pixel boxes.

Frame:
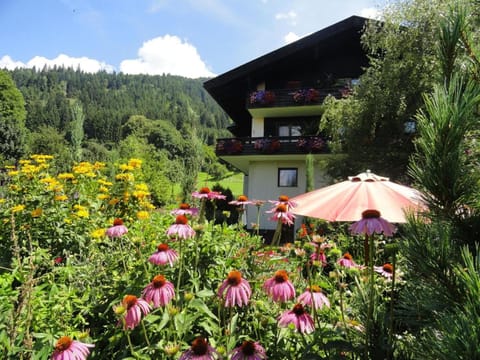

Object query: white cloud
[0,54,115,73]
[284,32,301,44]
[359,7,381,20]
[120,35,215,78]
[0,55,26,70]
[275,10,297,25]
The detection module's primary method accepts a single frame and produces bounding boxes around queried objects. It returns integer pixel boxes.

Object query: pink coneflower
[297,285,330,310]
[171,203,199,216]
[121,295,151,329]
[229,195,254,207]
[149,243,179,266]
[269,195,297,209]
[263,270,295,302]
[191,187,226,200]
[278,303,315,334]
[167,215,196,239]
[106,218,128,238]
[51,336,94,360]
[337,253,359,268]
[309,249,327,265]
[231,340,267,360]
[179,337,219,360]
[349,209,396,237]
[217,270,252,307]
[374,263,394,279]
[142,275,175,308]
[267,204,295,225]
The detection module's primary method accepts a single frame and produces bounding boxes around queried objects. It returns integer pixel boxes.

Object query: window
[278,168,298,187]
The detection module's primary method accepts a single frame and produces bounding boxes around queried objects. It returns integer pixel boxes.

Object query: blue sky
[0,0,386,78]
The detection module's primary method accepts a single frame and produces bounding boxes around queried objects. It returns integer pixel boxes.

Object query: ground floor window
[278,168,298,187]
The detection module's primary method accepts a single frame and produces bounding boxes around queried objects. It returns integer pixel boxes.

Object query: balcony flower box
[254,138,281,153]
[296,136,326,153]
[291,88,320,104]
[216,139,243,154]
[249,90,276,105]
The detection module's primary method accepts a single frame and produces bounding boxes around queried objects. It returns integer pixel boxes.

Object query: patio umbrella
[290,170,425,223]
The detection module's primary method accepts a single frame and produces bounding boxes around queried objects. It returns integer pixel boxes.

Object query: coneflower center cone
[292,303,306,316]
[175,215,188,225]
[240,341,256,356]
[191,337,208,355]
[274,270,288,283]
[123,295,138,310]
[55,336,73,351]
[227,270,242,286]
[152,275,167,288]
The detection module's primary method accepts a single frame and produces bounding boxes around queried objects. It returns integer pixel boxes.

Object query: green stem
[365,234,375,359]
[388,251,397,359]
[176,237,184,298]
[141,319,151,347]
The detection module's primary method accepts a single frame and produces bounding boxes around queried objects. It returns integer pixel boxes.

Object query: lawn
[196,171,244,197]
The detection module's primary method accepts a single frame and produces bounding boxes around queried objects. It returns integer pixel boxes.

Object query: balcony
[246,87,350,118]
[215,136,331,173]
[216,135,329,156]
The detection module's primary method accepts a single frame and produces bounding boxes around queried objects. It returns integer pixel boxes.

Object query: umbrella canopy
[291,170,426,223]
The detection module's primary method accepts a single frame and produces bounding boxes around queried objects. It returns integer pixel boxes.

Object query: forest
[1,67,233,204]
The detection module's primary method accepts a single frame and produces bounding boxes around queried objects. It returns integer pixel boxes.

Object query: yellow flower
[119,163,134,172]
[11,205,25,213]
[115,173,134,182]
[133,190,150,199]
[19,159,31,165]
[76,209,89,218]
[108,198,120,206]
[135,183,149,191]
[98,179,113,186]
[58,173,75,180]
[31,154,54,162]
[73,162,94,174]
[93,162,106,170]
[123,191,130,202]
[40,176,56,184]
[0,198,5,204]
[128,158,143,168]
[54,194,68,201]
[97,194,110,200]
[64,218,72,224]
[7,170,19,176]
[91,228,106,238]
[31,208,43,217]
[4,165,15,169]
[136,211,150,220]
[99,186,110,193]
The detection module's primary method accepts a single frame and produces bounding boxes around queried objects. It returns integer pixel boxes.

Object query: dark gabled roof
[204,15,372,136]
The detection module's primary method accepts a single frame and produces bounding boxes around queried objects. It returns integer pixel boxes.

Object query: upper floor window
[278,125,302,137]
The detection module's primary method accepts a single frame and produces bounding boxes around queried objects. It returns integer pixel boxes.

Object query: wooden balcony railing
[246,87,351,108]
[215,135,330,156]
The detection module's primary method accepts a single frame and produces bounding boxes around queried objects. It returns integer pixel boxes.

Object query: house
[203,16,370,240]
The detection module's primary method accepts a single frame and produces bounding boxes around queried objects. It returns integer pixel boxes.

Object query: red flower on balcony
[249,90,276,105]
[216,139,243,154]
[296,136,326,153]
[254,138,281,153]
[291,88,320,104]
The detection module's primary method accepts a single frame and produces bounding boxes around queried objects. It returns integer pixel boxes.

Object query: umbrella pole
[364,234,369,265]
